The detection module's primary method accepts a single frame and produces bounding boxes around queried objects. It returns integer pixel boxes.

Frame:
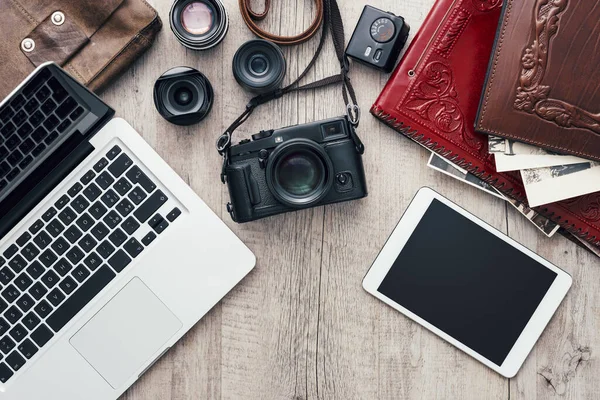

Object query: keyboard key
[83,183,102,201]
[53,258,72,277]
[21,242,40,261]
[19,138,35,154]
[27,261,44,280]
[21,312,40,331]
[3,245,18,259]
[128,186,147,205]
[93,157,109,172]
[2,285,20,303]
[108,229,127,247]
[78,235,97,253]
[95,172,114,190]
[31,143,46,157]
[4,306,22,324]
[0,318,8,336]
[2,126,17,141]
[0,337,16,355]
[103,210,122,229]
[96,241,115,259]
[106,145,121,160]
[113,177,132,196]
[101,189,119,208]
[41,98,57,115]
[29,110,44,128]
[16,122,33,139]
[11,94,26,109]
[0,268,15,285]
[126,167,156,193]
[13,110,27,128]
[83,253,102,271]
[121,217,140,235]
[41,270,59,288]
[0,300,6,316]
[18,155,33,169]
[54,194,70,210]
[14,273,32,291]
[7,149,24,166]
[141,231,156,246]
[6,351,25,371]
[6,168,19,182]
[16,232,31,247]
[31,126,48,143]
[31,324,53,347]
[9,324,27,342]
[47,289,65,307]
[90,222,109,241]
[55,97,77,119]
[72,265,90,283]
[108,154,133,177]
[108,250,131,273]
[167,207,182,222]
[0,257,4,267]
[71,195,89,214]
[65,246,84,265]
[46,219,65,237]
[18,339,38,359]
[70,106,84,120]
[47,266,115,332]
[89,201,108,220]
[0,362,13,383]
[123,239,143,258]
[134,190,168,223]
[67,182,83,197]
[28,282,47,301]
[59,276,77,295]
[58,207,77,226]
[76,213,94,232]
[33,231,52,249]
[35,86,51,103]
[64,225,83,244]
[8,254,27,273]
[45,131,58,146]
[42,207,57,222]
[39,249,58,268]
[43,116,59,132]
[56,119,72,134]
[34,300,52,319]
[16,294,34,312]
[51,237,70,256]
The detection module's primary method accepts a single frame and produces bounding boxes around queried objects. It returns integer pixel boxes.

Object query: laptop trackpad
[70,278,182,389]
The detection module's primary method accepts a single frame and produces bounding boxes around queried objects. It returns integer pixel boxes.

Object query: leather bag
[0,0,162,100]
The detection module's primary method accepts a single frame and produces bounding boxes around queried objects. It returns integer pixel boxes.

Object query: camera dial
[370,17,396,43]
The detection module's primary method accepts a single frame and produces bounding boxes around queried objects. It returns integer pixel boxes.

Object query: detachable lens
[153,66,214,126]
[170,0,229,51]
[233,39,286,94]
[266,139,333,207]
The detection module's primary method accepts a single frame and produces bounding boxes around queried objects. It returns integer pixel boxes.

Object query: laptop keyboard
[0,67,85,194]
[0,145,181,383]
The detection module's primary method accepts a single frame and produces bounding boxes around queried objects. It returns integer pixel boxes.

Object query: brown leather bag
[0,0,162,100]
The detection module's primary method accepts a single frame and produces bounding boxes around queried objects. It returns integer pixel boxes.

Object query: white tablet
[362,187,572,378]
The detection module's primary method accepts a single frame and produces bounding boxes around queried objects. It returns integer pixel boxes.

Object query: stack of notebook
[371,0,600,254]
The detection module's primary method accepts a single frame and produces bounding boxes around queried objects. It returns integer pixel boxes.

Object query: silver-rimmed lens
[170,0,229,51]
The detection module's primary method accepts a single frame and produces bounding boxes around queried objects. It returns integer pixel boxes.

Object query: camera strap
[217,0,363,183]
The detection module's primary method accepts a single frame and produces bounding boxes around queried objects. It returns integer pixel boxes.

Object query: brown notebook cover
[476,0,600,161]
[371,0,600,249]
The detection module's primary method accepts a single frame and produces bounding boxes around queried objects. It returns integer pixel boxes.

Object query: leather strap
[239,0,324,45]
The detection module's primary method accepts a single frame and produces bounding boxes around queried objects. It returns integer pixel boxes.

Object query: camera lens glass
[276,151,324,197]
[153,66,214,126]
[267,139,333,207]
[233,39,286,94]
[170,0,228,51]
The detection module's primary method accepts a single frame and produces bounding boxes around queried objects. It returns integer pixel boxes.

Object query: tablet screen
[378,199,557,365]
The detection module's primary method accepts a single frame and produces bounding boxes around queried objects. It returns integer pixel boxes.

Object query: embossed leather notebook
[371,0,600,249]
[476,0,600,161]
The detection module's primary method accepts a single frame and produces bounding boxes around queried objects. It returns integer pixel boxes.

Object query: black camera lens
[153,66,214,126]
[267,139,333,207]
[233,39,286,94]
[170,0,228,51]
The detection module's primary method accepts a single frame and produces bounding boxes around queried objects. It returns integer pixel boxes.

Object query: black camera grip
[225,164,261,222]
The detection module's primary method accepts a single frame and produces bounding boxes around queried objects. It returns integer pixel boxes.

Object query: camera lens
[233,39,286,94]
[153,66,214,126]
[266,139,333,207]
[170,0,228,51]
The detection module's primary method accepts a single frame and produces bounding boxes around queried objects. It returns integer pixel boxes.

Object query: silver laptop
[0,63,255,399]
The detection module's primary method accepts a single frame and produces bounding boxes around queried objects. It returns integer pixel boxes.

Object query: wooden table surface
[109,0,599,399]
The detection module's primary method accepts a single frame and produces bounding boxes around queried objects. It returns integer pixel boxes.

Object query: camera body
[345,5,410,73]
[224,116,367,223]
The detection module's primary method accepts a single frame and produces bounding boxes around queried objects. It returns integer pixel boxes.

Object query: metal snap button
[51,11,65,26]
[21,38,35,52]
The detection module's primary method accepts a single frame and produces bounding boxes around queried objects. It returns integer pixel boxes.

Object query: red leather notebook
[371,0,600,249]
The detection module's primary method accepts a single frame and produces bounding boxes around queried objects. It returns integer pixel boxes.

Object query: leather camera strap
[239,0,324,46]
[217,0,362,183]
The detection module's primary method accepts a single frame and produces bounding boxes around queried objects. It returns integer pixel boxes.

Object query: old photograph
[494,140,585,172]
[505,197,560,237]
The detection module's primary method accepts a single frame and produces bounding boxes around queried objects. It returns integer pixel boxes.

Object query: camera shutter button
[252,130,274,141]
